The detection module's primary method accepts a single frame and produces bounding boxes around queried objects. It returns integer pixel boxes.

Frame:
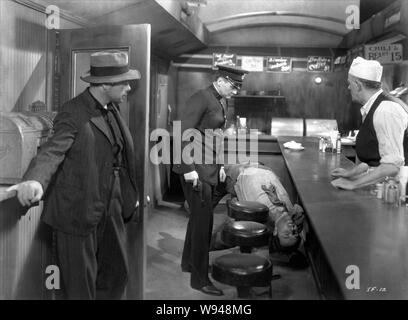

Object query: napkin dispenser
[0,111,55,184]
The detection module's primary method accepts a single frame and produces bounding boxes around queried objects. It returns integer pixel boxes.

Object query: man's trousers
[179,176,226,289]
[54,170,128,300]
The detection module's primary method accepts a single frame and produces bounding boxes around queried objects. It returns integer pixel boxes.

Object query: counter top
[223,134,277,141]
[278,136,408,299]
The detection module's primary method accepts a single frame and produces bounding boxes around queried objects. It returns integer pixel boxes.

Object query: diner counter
[278,136,408,299]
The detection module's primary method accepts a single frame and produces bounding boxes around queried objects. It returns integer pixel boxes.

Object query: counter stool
[221,220,270,253]
[211,199,279,298]
[212,253,273,298]
[227,198,269,223]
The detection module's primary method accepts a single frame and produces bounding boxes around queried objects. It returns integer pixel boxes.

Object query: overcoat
[24,89,138,236]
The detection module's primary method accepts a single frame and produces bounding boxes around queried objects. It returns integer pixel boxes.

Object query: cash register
[0,111,55,185]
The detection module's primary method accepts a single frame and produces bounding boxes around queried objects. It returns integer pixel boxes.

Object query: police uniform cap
[216,65,249,89]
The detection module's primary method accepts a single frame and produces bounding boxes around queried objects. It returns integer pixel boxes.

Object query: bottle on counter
[401,180,408,206]
[322,137,327,153]
[398,166,408,205]
[375,182,384,199]
[382,176,389,200]
[336,132,342,154]
[319,137,324,151]
[236,115,241,132]
[236,115,247,135]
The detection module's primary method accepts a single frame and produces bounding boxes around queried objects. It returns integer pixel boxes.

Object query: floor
[145,201,320,300]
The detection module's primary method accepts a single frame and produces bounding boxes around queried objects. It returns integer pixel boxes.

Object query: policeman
[173,65,249,295]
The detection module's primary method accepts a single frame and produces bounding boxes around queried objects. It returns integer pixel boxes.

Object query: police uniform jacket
[173,85,226,185]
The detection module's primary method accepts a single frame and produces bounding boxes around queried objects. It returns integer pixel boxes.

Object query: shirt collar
[88,88,108,109]
[87,88,119,112]
[360,89,383,118]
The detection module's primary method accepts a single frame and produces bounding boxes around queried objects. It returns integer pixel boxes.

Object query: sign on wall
[307,56,332,72]
[212,53,237,68]
[241,56,264,72]
[266,57,292,72]
[364,44,403,63]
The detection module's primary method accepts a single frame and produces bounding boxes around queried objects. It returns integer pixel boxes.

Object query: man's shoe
[199,284,223,296]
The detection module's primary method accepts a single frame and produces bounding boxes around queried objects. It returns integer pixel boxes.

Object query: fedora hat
[80,50,141,84]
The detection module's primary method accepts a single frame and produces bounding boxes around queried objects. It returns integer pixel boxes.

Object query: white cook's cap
[348,57,383,82]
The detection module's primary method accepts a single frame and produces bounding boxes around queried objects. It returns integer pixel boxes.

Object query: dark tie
[104,104,124,166]
[220,98,227,127]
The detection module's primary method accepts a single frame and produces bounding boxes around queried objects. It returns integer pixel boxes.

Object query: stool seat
[228,198,269,223]
[221,221,270,251]
[212,253,273,297]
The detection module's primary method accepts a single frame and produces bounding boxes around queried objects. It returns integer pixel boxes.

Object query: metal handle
[146,195,151,204]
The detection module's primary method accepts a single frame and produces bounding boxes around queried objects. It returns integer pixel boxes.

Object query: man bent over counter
[210,163,307,267]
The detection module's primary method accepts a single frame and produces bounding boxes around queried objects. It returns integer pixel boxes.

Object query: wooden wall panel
[0,1,83,300]
[0,198,53,299]
[0,0,82,113]
[0,0,47,112]
[0,0,50,300]
[176,67,358,134]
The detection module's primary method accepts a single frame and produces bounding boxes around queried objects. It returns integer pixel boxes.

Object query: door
[50,24,151,299]
[150,73,170,203]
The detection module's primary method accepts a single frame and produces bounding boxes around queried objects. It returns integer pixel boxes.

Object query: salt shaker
[375,183,383,199]
[336,132,341,154]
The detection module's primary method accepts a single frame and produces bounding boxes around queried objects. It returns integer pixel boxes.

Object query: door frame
[49,24,151,299]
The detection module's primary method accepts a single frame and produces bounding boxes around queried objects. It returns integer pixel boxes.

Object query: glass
[383,178,401,207]
[329,130,338,153]
[320,136,331,152]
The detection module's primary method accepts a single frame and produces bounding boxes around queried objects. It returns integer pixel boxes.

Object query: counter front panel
[278,136,408,300]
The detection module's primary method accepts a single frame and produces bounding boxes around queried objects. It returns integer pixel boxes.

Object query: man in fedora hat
[7,50,140,299]
[331,57,408,190]
[173,64,249,296]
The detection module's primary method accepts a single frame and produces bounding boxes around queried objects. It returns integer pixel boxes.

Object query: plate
[341,138,355,145]
[286,146,305,150]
